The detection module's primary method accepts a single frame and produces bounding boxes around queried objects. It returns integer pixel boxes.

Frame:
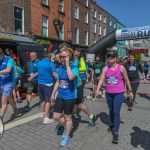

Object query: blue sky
[96,0,150,28]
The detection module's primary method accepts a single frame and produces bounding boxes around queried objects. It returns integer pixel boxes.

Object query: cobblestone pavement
[0,82,150,150]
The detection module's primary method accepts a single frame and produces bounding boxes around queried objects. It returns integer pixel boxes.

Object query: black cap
[109,51,118,58]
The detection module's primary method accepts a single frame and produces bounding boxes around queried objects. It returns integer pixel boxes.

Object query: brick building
[90,2,108,46]
[31,0,71,43]
[70,0,91,48]
[0,0,31,34]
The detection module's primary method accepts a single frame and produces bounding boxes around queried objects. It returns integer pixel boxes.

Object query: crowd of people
[0,44,149,147]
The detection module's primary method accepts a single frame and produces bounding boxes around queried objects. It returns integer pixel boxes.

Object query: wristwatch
[129,90,133,92]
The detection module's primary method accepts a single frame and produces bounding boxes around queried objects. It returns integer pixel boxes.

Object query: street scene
[0,0,150,150]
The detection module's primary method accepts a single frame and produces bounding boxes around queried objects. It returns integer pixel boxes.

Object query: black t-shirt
[124,61,144,81]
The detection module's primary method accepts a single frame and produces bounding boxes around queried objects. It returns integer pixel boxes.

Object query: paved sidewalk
[0,82,150,150]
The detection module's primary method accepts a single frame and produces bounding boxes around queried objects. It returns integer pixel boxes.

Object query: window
[98,25,101,35]
[84,31,88,46]
[74,27,79,44]
[59,22,64,40]
[74,6,79,19]
[93,22,96,33]
[59,0,64,12]
[84,0,88,7]
[99,13,102,21]
[103,27,106,36]
[84,12,88,24]
[103,16,106,23]
[110,21,112,26]
[42,15,48,37]
[14,6,24,33]
[41,0,48,5]
[93,10,96,18]
[114,23,116,28]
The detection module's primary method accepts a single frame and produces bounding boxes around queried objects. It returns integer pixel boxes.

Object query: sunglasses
[60,55,69,59]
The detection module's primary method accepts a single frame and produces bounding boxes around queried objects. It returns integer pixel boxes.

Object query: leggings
[106,92,124,133]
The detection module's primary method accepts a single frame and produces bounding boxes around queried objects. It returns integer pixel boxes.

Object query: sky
[96,0,150,28]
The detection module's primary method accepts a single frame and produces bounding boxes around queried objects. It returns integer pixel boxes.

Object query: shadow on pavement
[138,94,150,101]
[4,102,40,124]
[130,126,150,150]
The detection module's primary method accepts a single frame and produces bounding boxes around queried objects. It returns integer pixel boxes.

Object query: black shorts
[38,84,53,102]
[94,75,99,85]
[27,80,38,94]
[54,98,75,115]
[76,86,83,105]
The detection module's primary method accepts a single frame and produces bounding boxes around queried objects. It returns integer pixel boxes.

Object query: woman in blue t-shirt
[51,48,78,147]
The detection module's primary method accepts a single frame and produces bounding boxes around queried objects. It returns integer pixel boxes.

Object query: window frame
[74,27,79,44]
[98,25,102,35]
[42,15,48,37]
[59,0,64,13]
[84,31,88,46]
[41,0,48,6]
[74,6,79,20]
[13,5,24,34]
[84,12,88,24]
[59,22,64,40]
[93,22,96,33]
[84,0,88,7]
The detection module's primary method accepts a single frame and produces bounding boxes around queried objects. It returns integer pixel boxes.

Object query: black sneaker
[108,125,114,132]
[112,133,119,144]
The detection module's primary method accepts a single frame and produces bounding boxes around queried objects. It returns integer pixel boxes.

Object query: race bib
[129,66,136,71]
[59,80,69,89]
[95,69,100,74]
[107,77,118,84]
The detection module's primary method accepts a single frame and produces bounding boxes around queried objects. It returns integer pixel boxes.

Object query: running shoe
[55,124,63,132]
[72,113,80,120]
[40,112,45,118]
[108,124,114,132]
[88,114,96,127]
[43,118,54,124]
[128,107,132,111]
[112,133,119,144]
[17,98,22,103]
[37,104,42,110]
[23,105,31,112]
[59,137,71,147]
[14,112,22,118]
[92,97,97,101]
[62,128,66,139]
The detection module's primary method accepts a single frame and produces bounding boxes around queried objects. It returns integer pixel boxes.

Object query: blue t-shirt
[37,58,56,84]
[30,59,39,80]
[144,64,149,71]
[57,64,78,100]
[14,65,24,80]
[72,57,81,86]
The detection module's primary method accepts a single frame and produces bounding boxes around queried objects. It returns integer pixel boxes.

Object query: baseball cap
[108,51,118,58]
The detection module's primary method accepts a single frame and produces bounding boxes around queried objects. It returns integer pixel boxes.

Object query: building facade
[0,0,31,34]
[90,2,108,46]
[31,0,71,42]
[107,13,118,33]
[70,0,91,48]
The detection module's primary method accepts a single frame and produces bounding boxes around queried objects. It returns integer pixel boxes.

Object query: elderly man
[0,48,21,119]
[23,52,39,111]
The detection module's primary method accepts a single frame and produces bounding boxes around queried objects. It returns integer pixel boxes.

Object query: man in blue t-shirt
[37,52,57,124]
[143,61,149,79]
[0,48,21,119]
[23,52,39,111]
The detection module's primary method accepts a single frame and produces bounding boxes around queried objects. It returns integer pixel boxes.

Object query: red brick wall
[0,0,31,33]
[31,0,70,41]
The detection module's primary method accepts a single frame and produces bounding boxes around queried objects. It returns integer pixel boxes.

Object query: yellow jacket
[79,57,86,72]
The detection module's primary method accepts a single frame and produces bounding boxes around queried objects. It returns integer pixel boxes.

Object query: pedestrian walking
[96,51,133,144]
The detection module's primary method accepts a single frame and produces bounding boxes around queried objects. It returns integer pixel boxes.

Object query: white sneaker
[43,118,54,124]
[40,112,45,118]
[92,97,97,101]
[101,93,105,99]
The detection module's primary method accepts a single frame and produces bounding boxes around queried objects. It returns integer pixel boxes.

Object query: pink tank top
[106,64,124,93]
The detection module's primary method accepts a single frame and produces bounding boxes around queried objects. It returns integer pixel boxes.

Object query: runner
[51,48,78,147]
[96,51,133,144]
[0,48,21,119]
[13,60,24,103]
[124,54,147,111]
[37,52,56,124]
[143,61,149,79]
[92,55,105,101]
[72,49,95,127]
[23,52,39,112]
